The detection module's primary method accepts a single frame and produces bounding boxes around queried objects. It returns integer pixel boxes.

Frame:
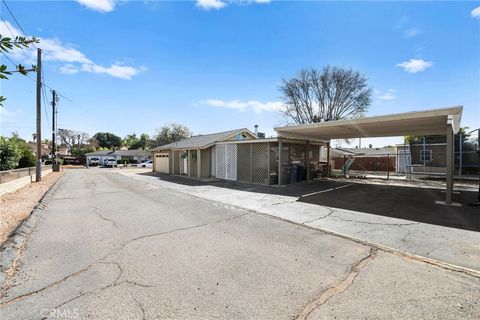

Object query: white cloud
[376,89,397,101]
[58,64,80,74]
[404,27,421,38]
[195,0,271,10]
[0,20,143,80]
[76,0,117,13]
[196,0,227,10]
[396,59,433,73]
[472,7,480,19]
[199,99,283,114]
[81,63,142,80]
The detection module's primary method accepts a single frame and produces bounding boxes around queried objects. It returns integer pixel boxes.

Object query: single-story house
[151,128,329,185]
[85,149,152,165]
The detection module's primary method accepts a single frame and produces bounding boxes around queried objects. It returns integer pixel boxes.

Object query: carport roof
[274,106,463,140]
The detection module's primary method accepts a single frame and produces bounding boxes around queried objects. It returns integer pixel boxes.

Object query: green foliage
[0,34,39,106]
[17,147,36,168]
[123,133,154,150]
[154,123,192,147]
[0,134,37,170]
[0,136,21,170]
[71,145,96,157]
[92,132,122,149]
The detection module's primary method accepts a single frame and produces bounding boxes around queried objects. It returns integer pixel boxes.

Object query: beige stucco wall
[0,169,52,196]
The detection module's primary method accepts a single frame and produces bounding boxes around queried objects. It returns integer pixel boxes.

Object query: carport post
[445,123,455,204]
[278,138,283,185]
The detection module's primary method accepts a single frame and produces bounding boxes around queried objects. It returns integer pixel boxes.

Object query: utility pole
[51,90,57,169]
[36,48,42,182]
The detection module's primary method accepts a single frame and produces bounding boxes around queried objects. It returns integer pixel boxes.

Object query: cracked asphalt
[1,169,479,319]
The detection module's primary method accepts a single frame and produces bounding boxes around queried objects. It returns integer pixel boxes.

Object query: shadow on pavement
[137,171,480,232]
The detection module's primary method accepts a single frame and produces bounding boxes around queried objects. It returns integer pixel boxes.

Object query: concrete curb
[0,175,65,292]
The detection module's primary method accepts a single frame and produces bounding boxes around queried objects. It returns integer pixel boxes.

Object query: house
[151,128,329,185]
[151,128,257,178]
[85,149,152,165]
[400,136,479,176]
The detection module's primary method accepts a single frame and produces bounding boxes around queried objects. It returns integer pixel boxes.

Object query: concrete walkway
[120,169,480,273]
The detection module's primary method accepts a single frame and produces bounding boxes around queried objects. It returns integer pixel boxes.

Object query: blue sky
[1,0,479,147]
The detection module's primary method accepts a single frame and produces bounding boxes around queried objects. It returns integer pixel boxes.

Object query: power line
[1,0,36,49]
[41,72,50,126]
[0,16,35,67]
[1,50,17,68]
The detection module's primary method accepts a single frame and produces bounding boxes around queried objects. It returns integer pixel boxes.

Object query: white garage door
[155,153,170,173]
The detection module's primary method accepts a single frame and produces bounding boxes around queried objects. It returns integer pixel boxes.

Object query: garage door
[155,153,170,173]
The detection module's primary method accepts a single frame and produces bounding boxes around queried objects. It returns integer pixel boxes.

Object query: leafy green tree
[0,136,21,170]
[71,146,96,157]
[92,132,122,150]
[0,34,39,106]
[123,133,140,149]
[154,123,192,147]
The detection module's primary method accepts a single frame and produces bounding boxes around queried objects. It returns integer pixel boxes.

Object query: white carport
[274,106,463,205]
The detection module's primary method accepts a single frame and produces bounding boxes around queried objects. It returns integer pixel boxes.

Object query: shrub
[17,148,36,168]
[0,137,21,170]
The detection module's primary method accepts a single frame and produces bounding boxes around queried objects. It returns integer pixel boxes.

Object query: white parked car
[139,160,153,168]
[88,157,100,167]
[104,158,118,168]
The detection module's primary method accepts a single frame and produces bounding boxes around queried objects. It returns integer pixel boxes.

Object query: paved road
[1,169,479,319]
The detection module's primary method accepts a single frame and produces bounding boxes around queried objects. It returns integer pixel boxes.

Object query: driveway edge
[156,180,480,279]
[0,174,65,294]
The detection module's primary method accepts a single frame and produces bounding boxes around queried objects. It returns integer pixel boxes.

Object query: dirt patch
[0,172,64,245]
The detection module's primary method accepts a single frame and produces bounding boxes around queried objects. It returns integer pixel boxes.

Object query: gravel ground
[0,172,64,245]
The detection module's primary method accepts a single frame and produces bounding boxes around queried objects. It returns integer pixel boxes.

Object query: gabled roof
[85,150,113,156]
[114,150,152,156]
[152,128,256,151]
[85,149,152,156]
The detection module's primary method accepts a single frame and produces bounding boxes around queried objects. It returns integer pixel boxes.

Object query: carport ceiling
[274,106,463,140]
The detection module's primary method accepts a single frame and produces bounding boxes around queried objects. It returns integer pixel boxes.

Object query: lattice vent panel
[252,143,269,184]
[215,145,227,179]
[237,144,252,183]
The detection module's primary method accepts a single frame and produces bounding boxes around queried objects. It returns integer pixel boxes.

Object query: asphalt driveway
[1,169,479,319]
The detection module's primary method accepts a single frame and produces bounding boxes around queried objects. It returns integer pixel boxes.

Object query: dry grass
[0,172,64,245]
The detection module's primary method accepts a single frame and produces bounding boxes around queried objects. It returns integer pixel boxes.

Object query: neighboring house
[331,147,397,172]
[27,142,50,158]
[151,128,329,185]
[407,140,479,175]
[85,149,152,165]
[151,128,257,178]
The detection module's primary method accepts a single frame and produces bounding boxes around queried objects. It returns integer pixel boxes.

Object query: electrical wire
[1,0,37,49]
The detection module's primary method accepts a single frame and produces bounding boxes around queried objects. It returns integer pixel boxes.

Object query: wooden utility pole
[35,48,42,182]
[51,90,56,169]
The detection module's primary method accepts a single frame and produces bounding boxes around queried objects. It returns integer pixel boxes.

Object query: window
[420,149,432,162]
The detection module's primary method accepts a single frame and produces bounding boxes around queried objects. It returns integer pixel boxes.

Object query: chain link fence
[0,165,51,184]
[331,133,479,180]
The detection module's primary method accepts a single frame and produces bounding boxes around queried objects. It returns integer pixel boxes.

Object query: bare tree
[58,129,90,153]
[280,66,373,124]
